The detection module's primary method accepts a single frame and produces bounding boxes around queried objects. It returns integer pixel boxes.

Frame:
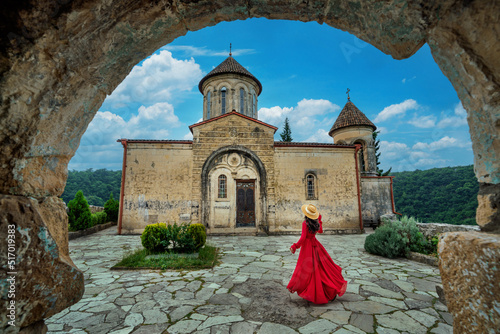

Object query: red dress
[287,217,347,304]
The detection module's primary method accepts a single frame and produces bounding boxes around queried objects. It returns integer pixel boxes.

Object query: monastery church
[117,54,396,235]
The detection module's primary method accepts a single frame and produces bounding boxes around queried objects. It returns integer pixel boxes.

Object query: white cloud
[70,103,182,170]
[259,98,340,142]
[379,141,409,159]
[304,129,332,143]
[374,99,419,123]
[408,114,436,128]
[412,136,470,151]
[105,50,203,106]
[163,45,256,57]
[437,102,468,128]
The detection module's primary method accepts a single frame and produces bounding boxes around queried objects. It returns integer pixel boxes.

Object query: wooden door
[236,180,256,227]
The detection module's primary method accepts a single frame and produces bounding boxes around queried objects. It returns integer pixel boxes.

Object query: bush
[68,190,92,231]
[140,222,208,254]
[104,193,119,222]
[141,223,168,253]
[187,223,207,250]
[364,216,426,258]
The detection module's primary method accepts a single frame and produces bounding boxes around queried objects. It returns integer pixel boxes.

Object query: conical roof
[198,56,262,95]
[329,100,376,135]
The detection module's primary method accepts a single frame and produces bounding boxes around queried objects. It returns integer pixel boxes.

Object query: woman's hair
[305,216,320,233]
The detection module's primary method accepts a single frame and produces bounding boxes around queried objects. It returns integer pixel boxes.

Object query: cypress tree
[67,190,92,231]
[280,117,293,142]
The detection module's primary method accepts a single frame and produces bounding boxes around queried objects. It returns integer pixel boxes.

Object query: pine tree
[67,190,92,231]
[373,131,392,176]
[280,117,293,142]
[104,192,120,222]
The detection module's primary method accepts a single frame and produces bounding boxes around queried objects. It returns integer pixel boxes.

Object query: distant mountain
[62,169,122,206]
[391,165,478,225]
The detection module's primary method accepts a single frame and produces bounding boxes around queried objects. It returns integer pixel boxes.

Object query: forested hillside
[391,165,478,225]
[62,166,479,225]
[62,169,122,206]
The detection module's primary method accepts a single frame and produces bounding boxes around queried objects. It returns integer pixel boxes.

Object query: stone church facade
[117,55,396,235]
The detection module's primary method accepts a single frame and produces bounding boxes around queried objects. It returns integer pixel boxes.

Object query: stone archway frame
[201,145,268,233]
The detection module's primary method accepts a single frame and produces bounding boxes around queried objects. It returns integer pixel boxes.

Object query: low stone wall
[416,222,480,239]
[408,251,438,267]
[89,205,104,214]
[69,221,116,240]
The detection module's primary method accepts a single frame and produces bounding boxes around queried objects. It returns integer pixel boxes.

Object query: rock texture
[416,222,480,239]
[438,232,500,333]
[0,195,84,332]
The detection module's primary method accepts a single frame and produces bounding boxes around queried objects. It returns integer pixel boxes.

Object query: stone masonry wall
[361,177,393,227]
[273,146,360,233]
[121,142,193,234]
[191,113,276,232]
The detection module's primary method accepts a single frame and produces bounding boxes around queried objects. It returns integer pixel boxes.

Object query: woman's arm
[290,221,307,253]
[318,214,323,234]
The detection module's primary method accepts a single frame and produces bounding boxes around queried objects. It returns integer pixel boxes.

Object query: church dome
[328,100,376,136]
[198,56,262,95]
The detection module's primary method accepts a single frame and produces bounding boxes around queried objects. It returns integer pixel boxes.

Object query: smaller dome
[329,100,376,136]
[198,56,262,95]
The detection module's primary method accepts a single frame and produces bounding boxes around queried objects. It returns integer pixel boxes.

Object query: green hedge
[90,211,108,226]
[141,222,207,253]
[364,216,435,258]
[68,190,92,231]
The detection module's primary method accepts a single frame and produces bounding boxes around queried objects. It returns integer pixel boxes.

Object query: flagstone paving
[46,227,453,333]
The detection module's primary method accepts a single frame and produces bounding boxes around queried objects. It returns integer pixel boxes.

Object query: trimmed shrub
[68,190,92,231]
[187,223,207,250]
[104,193,119,222]
[141,223,168,253]
[96,211,107,224]
[364,216,426,259]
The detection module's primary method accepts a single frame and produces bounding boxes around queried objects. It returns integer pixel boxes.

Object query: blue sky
[70,18,473,172]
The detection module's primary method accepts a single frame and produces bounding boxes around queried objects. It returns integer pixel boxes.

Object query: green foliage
[67,190,92,231]
[113,245,219,270]
[141,222,207,254]
[187,223,207,250]
[364,216,427,258]
[373,131,392,176]
[62,169,121,206]
[391,165,478,225]
[141,223,168,253]
[279,117,293,142]
[104,193,119,222]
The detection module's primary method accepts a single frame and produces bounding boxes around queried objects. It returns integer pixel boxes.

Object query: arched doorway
[201,146,268,234]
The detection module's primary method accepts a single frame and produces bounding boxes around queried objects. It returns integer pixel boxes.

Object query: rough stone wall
[273,146,360,233]
[192,113,276,232]
[360,177,393,227]
[438,232,500,333]
[417,222,480,239]
[121,142,193,234]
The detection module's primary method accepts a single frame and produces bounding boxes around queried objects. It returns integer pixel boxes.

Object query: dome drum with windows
[199,55,261,120]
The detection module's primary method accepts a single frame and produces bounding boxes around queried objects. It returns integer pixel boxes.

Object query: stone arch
[1,1,499,332]
[201,145,268,232]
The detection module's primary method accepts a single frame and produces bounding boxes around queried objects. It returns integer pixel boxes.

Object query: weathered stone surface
[477,183,500,232]
[438,231,500,333]
[416,222,480,239]
[0,195,84,331]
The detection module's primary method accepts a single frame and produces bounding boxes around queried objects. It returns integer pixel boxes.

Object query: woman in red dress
[287,204,347,304]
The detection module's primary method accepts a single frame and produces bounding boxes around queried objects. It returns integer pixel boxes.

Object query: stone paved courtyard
[46,227,453,333]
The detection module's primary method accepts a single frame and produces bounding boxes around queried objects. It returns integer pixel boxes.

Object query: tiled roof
[189,111,277,133]
[117,139,193,144]
[198,56,262,95]
[274,142,355,148]
[329,100,376,135]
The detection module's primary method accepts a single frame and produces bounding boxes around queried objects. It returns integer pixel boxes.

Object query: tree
[373,130,392,176]
[104,193,120,222]
[279,117,293,142]
[67,190,92,231]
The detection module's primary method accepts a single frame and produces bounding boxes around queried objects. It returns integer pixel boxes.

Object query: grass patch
[113,245,219,270]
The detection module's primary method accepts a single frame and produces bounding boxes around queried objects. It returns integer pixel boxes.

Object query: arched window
[306,174,317,200]
[207,91,211,118]
[218,175,227,198]
[355,141,365,172]
[252,94,257,118]
[240,88,245,114]
[221,87,227,114]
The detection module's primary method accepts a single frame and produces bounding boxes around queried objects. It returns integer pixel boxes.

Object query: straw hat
[301,204,319,220]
